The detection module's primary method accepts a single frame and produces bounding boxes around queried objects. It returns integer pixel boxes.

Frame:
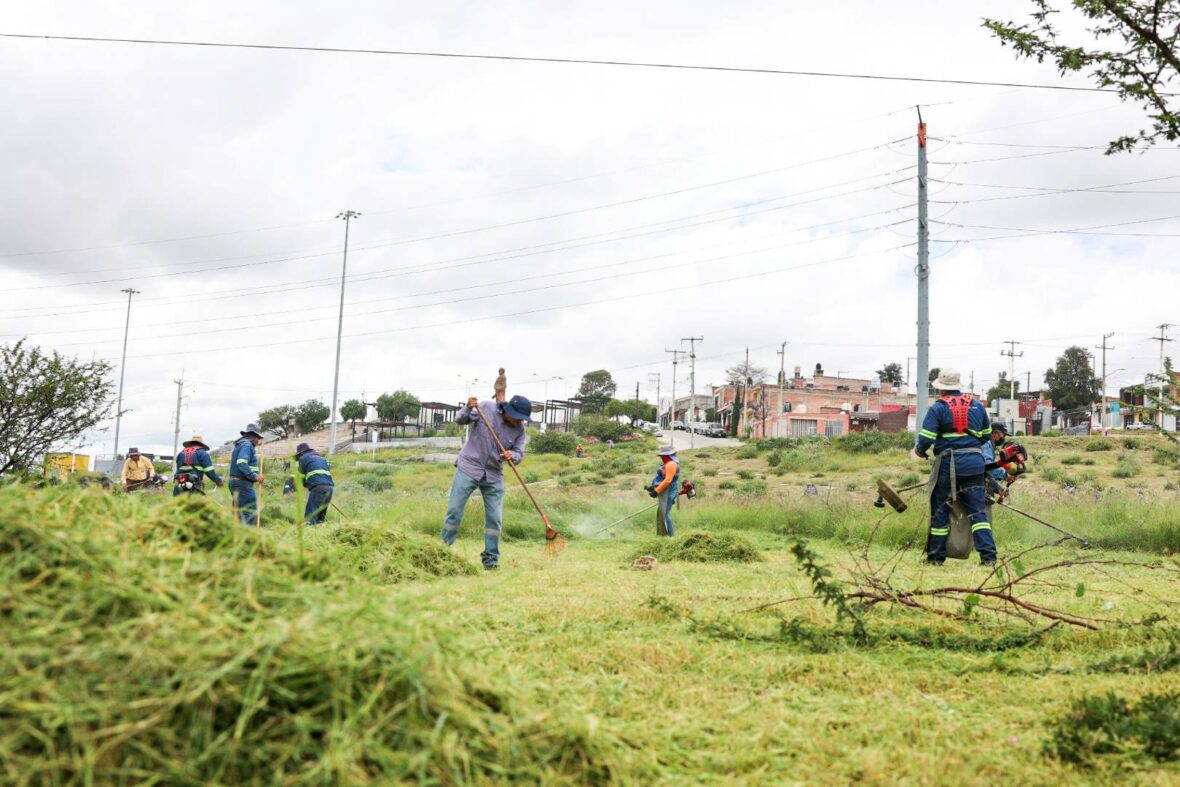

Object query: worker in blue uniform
[229,423,264,526]
[173,434,223,496]
[295,441,334,524]
[913,369,998,566]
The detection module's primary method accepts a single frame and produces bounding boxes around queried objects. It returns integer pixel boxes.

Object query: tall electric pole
[329,210,361,455]
[648,372,660,425]
[777,341,789,439]
[682,336,703,447]
[171,375,187,460]
[112,287,140,459]
[665,348,685,434]
[1150,324,1175,425]
[1001,340,1023,400]
[1095,333,1115,424]
[916,113,930,429]
[741,346,751,437]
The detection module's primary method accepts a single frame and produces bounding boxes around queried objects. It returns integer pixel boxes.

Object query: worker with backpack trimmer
[645,445,682,537]
[912,369,998,567]
[173,435,224,496]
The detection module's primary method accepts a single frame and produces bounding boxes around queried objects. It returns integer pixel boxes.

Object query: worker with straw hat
[645,445,680,536]
[912,368,997,566]
[440,394,531,570]
[229,424,265,526]
[120,447,157,492]
[173,435,223,496]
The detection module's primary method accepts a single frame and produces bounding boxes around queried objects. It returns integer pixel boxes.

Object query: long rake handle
[473,407,556,536]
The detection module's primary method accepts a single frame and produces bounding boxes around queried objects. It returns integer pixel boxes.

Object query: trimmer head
[875,479,908,513]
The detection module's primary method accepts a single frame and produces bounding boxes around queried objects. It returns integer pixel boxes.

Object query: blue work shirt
[297,451,333,488]
[981,440,1008,482]
[915,392,991,476]
[230,438,260,481]
[455,400,527,484]
[175,446,223,486]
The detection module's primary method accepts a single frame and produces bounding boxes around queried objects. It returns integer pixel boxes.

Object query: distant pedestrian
[440,395,531,570]
[229,424,265,526]
[173,435,223,496]
[295,442,334,525]
[121,447,157,492]
[645,445,680,536]
[493,368,508,404]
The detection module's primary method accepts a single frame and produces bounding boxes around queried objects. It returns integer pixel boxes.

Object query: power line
[2,140,906,293]
[932,213,1180,241]
[0,32,1131,93]
[929,174,1180,204]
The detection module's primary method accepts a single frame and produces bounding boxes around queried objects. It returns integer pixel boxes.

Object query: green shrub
[573,415,633,442]
[767,451,782,467]
[736,444,760,459]
[1113,455,1141,479]
[701,467,718,477]
[1044,691,1180,765]
[736,469,755,480]
[896,472,921,487]
[1060,454,1085,466]
[737,479,768,496]
[1043,429,1063,438]
[352,467,395,493]
[1153,443,1180,466]
[834,430,913,454]
[718,480,736,490]
[529,430,579,456]
[522,470,541,483]
[1085,440,1115,452]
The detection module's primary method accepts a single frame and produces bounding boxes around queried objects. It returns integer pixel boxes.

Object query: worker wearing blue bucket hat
[441,393,531,570]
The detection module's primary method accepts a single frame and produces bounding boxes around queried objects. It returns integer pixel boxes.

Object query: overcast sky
[3,1,1178,456]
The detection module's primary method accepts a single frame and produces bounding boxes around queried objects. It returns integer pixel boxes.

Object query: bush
[701,467,718,477]
[718,480,737,490]
[1044,691,1180,765]
[1113,454,1141,479]
[1043,429,1063,438]
[530,430,579,456]
[1085,440,1115,452]
[736,469,755,480]
[736,479,768,496]
[1060,454,1084,466]
[735,444,760,459]
[352,466,395,493]
[1153,443,1180,466]
[834,430,913,454]
[573,415,634,442]
[767,451,782,467]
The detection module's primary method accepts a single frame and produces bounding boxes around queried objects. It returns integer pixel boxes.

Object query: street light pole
[112,287,140,459]
[328,210,361,455]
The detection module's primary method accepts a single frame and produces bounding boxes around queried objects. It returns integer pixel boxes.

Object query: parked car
[705,424,726,438]
[672,421,687,431]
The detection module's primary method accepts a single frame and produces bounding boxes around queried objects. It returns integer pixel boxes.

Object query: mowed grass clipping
[0,485,624,785]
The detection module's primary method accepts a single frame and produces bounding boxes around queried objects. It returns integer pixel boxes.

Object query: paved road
[664,429,742,450]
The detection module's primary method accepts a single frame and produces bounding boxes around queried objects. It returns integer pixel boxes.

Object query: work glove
[909,448,927,461]
[644,485,658,498]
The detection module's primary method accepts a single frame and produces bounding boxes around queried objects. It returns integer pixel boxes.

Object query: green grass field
[3,432,1179,784]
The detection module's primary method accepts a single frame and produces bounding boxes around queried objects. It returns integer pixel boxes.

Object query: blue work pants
[440,469,503,567]
[229,478,258,527]
[928,471,997,563]
[305,485,333,525]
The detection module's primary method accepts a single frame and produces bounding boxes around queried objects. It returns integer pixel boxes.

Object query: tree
[574,370,616,413]
[340,399,367,436]
[605,398,657,426]
[985,2,1180,153]
[986,372,1021,402]
[1044,346,1101,411]
[375,390,421,422]
[293,399,330,434]
[725,359,768,386]
[258,404,296,438]
[876,362,904,385]
[0,340,114,476]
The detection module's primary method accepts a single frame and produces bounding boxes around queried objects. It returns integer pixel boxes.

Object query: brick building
[714,362,916,438]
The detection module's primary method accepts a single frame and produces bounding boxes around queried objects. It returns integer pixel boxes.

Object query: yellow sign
[43,453,90,478]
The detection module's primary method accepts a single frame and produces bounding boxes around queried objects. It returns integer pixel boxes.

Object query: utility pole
[171,375,186,460]
[916,112,931,429]
[968,370,974,395]
[1001,340,1023,400]
[1094,333,1115,425]
[741,346,750,438]
[648,372,661,426]
[682,336,703,447]
[906,356,916,390]
[112,287,140,460]
[1150,324,1175,425]
[1026,371,1032,394]
[777,341,788,439]
[635,380,640,402]
[666,348,685,435]
[329,210,361,455]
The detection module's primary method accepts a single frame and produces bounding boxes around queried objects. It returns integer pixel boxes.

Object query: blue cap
[500,394,533,422]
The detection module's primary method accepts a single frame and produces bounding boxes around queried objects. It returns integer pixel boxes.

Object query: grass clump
[735,444,760,459]
[0,485,622,785]
[631,531,762,563]
[1113,454,1142,479]
[328,522,479,583]
[834,430,913,454]
[1085,440,1115,452]
[1044,691,1180,766]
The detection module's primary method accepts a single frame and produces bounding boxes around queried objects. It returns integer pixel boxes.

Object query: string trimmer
[473,406,565,555]
[591,503,658,537]
[873,479,926,513]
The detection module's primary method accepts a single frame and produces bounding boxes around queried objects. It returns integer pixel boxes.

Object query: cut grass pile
[0,485,622,784]
[630,531,762,563]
